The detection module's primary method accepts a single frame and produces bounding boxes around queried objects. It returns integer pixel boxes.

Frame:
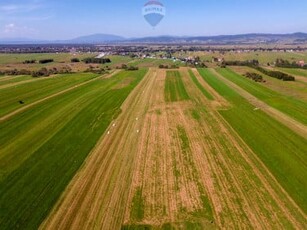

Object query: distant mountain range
[1,33,307,45]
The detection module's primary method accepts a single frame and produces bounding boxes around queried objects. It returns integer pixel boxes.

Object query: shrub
[39,59,54,64]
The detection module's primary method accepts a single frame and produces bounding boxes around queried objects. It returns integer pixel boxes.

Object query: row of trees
[159,64,179,69]
[116,64,139,71]
[222,59,295,81]
[0,66,73,77]
[275,59,307,69]
[222,60,259,67]
[22,59,54,64]
[253,66,295,81]
[23,60,36,64]
[82,58,111,64]
[31,66,73,77]
[0,69,31,76]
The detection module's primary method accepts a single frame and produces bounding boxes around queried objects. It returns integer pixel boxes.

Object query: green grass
[188,69,213,100]
[165,71,190,102]
[0,75,33,86]
[121,224,152,230]
[191,109,201,121]
[217,67,307,125]
[198,68,307,213]
[130,187,145,222]
[0,73,99,117]
[277,68,307,78]
[0,69,147,229]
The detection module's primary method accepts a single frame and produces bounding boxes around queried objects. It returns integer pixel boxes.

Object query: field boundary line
[191,68,230,108]
[210,68,307,138]
[0,70,120,122]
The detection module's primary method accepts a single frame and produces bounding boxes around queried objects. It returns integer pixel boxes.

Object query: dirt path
[0,70,120,122]
[41,68,156,230]
[210,68,307,138]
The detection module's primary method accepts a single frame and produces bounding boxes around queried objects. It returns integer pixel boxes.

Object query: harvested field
[40,68,306,229]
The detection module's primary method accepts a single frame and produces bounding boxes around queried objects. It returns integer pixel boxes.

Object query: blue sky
[0,0,306,39]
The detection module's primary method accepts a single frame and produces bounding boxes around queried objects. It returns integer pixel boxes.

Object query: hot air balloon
[142,1,165,28]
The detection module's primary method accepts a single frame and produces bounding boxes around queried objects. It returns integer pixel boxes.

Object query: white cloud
[0,1,43,14]
[4,23,16,33]
[3,23,36,36]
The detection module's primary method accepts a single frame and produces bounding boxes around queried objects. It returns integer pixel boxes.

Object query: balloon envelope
[142,1,165,27]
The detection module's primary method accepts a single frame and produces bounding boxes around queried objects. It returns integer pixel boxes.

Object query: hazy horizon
[1,0,306,40]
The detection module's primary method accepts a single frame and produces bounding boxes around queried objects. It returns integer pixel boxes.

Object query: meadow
[216,67,307,124]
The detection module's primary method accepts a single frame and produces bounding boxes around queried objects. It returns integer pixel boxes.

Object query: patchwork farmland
[0,64,306,229]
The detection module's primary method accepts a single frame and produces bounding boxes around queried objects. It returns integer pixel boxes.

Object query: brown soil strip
[210,68,307,138]
[0,70,120,122]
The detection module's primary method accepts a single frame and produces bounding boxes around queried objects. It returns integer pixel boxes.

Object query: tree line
[222,60,295,81]
[275,59,307,69]
[82,58,111,64]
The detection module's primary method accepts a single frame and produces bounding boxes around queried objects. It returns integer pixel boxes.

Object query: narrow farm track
[0,70,119,122]
[41,68,156,230]
[190,68,229,108]
[210,68,307,138]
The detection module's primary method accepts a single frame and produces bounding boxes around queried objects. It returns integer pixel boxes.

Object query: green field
[0,73,100,117]
[165,71,190,102]
[0,75,33,86]
[277,67,307,77]
[0,69,147,229]
[198,68,307,213]
[217,67,307,125]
